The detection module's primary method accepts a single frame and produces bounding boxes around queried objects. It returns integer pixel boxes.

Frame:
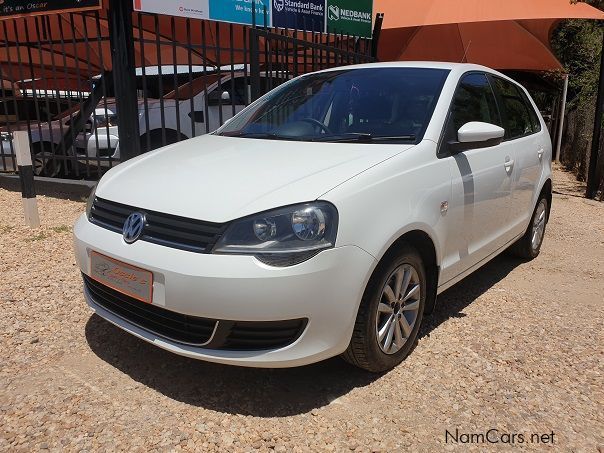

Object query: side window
[492,77,535,139]
[520,90,542,133]
[446,72,500,142]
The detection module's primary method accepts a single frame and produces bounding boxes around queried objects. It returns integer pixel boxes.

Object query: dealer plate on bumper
[90,251,153,303]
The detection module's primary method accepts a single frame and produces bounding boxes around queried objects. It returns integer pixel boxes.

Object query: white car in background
[86,69,282,160]
[74,62,552,372]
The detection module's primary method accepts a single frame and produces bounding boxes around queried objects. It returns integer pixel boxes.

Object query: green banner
[326,0,373,38]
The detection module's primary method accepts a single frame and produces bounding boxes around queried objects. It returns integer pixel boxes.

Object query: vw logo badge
[123,212,145,244]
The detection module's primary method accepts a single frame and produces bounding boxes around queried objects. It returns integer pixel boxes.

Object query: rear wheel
[509,196,549,260]
[342,244,426,372]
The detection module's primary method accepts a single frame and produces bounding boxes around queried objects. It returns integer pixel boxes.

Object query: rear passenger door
[440,72,515,283]
[489,76,545,237]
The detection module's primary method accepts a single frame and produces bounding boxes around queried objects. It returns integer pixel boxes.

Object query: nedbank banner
[134,0,373,37]
[327,0,373,37]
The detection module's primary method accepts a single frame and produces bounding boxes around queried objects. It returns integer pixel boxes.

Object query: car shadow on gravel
[85,254,524,417]
[419,253,523,338]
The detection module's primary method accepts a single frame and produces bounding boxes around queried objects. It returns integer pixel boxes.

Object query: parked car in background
[1,68,284,177]
[0,96,92,176]
[75,62,552,372]
[86,69,285,158]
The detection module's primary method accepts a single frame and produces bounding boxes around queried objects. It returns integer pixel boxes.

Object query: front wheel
[342,244,426,372]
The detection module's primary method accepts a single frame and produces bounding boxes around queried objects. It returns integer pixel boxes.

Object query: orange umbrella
[376,0,604,70]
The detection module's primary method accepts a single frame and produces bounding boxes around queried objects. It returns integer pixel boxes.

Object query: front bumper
[73,214,376,367]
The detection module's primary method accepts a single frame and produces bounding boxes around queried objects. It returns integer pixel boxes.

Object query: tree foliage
[551,0,603,177]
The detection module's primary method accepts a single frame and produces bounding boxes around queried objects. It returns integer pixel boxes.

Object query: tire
[342,244,427,372]
[32,142,61,178]
[508,196,549,260]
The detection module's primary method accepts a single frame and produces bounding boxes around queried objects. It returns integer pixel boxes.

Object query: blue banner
[272,0,326,33]
[209,0,271,26]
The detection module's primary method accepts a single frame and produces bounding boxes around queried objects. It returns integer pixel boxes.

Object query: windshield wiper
[312,133,416,143]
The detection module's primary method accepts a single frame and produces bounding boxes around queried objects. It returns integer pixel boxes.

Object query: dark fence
[0,8,376,180]
[0,10,113,179]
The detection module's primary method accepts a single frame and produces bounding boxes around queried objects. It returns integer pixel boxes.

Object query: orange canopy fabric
[376,0,604,71]
[0,11,245,88]
[377,0,604,28]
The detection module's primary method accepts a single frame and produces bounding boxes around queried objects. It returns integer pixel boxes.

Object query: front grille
[89,197,228,253]
[84,274,217,345]
[84,275,308,351]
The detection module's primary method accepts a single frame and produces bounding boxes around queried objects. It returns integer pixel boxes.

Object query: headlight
[213,202,338,266]
[94,113,118,128]
[85,184,97,219]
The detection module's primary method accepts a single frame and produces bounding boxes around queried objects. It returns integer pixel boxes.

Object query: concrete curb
[0,173,95,200]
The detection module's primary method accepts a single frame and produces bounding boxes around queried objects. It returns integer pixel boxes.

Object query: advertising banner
[134,0,373,37]
[326,0,373,38]
[133,0,210,20]
[0,0,102,19]
[209,0,270,27]
[272,0,325,33]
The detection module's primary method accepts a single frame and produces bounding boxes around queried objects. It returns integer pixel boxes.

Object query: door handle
[504,157,515,173]
[537,147,545,160]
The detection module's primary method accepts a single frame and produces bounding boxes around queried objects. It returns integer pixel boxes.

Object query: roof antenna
[461,40,472,63]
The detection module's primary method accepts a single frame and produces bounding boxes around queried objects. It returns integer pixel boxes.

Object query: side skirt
[435,232,524,295]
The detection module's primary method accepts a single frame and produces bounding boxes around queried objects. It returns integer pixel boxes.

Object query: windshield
[217,68,449,143]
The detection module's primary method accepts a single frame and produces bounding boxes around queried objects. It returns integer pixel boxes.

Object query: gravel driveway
[0,166,602,452]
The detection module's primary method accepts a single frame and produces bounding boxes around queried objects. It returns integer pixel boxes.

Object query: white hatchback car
[74,62,552,372]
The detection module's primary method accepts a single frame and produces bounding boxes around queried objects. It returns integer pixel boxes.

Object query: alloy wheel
[375,264,421,355]
[531,199,547,252]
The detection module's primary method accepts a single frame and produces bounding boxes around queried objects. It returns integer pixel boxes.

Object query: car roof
[315,61,508,79]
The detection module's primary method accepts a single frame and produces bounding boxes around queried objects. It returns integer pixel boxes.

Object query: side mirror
[449,121,505,153]
[208,90,231,106]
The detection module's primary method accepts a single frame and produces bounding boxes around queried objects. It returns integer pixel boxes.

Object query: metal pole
[586,29,604,199]
[371,13,384,60]
[108,0,141,161]
[554,74,568,162]
[13,131,40,228]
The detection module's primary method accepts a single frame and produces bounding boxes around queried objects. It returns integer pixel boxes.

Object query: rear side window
[445,73,500,142]
[520,90,542,133]
[492,77,539,139]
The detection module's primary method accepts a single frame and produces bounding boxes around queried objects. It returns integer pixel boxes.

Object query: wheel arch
[372,229,440,315]
[540,178,552,221]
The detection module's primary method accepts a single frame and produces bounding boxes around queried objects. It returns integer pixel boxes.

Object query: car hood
[96,134,413,223]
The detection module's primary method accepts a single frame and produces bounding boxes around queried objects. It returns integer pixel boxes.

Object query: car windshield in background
[217,68,450,144]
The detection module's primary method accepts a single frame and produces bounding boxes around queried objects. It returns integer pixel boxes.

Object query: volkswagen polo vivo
[74,63,552,372]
